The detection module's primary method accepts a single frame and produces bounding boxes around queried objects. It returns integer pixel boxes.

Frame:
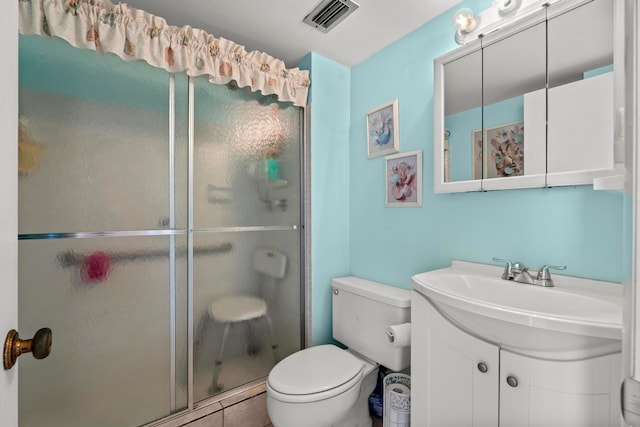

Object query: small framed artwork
[484,121,524,178]
[472,129,483,180]
[367,100,399,159]
[385,150,422,207]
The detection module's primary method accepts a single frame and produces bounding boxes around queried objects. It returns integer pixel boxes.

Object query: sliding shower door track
[18,229,189,240]
[191,225,299,233]
[18,225,299,241]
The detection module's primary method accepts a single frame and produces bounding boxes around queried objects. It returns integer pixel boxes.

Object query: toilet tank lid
[332,276,411,308]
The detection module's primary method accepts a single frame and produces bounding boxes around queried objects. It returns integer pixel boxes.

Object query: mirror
[434,0,619,193]
[443,49,482,185]
[547,0,616,185]
[481,18,547,190]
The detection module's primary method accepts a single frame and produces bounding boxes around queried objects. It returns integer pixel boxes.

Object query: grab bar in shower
[56,242,233,268]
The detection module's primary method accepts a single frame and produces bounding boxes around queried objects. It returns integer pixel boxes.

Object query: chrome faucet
[493,257,566,287]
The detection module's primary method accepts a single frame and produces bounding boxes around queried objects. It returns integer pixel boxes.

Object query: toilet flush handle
[332,288,339,295]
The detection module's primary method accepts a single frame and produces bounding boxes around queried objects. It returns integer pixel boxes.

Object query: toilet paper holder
[385,323,411,347]
[386,329,396,343]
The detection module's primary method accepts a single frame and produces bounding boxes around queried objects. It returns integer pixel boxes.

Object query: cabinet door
[500,350,622,427]
[546,0,617,187]
[411,291,499,426]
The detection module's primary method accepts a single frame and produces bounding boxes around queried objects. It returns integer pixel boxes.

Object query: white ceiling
[124,0,462,68]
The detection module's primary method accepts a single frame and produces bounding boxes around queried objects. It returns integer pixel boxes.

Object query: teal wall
[20,34,279,120]
[345,0,624,297]
[304,0,625,345]
[19,34,171,113]
[300,53,351,345]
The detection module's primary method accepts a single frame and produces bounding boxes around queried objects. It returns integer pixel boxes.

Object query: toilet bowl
[266,345,378,427]
[266,276,411,427]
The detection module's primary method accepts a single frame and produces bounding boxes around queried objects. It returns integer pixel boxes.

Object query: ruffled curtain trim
[19,0,310,107]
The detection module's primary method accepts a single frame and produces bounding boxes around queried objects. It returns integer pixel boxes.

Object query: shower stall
[18,33,304,427]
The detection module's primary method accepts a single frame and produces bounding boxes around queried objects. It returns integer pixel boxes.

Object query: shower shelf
[268,179,288,188]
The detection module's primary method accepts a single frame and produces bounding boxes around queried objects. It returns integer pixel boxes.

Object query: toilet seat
[267,345,365,404]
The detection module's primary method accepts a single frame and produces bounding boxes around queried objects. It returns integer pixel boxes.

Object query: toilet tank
[332,276,411,371]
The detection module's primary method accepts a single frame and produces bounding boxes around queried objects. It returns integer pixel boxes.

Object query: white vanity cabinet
[499,349,621,427]
[412,289,499,426]
[412,290,622,427]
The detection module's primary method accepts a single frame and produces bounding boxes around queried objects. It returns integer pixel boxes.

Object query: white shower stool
[208,294,277,391]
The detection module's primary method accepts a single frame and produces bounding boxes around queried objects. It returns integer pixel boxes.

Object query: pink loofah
[82,251,111,283]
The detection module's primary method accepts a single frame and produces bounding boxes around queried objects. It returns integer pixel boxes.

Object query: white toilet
[266,276,411,427]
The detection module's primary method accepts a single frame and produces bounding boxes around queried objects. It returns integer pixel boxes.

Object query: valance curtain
[18,0,311,107]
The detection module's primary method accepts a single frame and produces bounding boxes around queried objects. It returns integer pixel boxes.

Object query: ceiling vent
[303,0,360,33]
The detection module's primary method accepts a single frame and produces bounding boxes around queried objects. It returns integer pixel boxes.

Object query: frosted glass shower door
[17,31,305,426]
[18,35,188,427]
[191,77,303,402]
[18,236,188,427]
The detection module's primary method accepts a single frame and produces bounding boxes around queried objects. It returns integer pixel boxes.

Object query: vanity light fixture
[453,8,477,45]
[454,0,543,45]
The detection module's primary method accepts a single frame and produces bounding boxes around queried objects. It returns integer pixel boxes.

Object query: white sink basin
[412,261,623,360]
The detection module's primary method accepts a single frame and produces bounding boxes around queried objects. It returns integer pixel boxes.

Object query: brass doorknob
[3,328,52,370]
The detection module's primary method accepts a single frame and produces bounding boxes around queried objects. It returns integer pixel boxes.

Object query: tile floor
[184,381,271,427]
[184,379,385,427]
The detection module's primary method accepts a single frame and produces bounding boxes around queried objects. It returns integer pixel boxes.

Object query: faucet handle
[537,264,567,280]
[493,257,513,280]
[512,261,526,271]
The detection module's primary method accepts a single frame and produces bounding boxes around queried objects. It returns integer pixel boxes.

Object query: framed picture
[472,129,483,180]
[385,150,422,207]
[367,100,399,159]
[483,121,524,179]
[471,122,525,179]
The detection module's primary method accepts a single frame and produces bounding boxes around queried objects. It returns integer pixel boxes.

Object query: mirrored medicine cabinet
[433,0,624,193]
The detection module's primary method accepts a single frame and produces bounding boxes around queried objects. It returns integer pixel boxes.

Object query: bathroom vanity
[411,261,623,426]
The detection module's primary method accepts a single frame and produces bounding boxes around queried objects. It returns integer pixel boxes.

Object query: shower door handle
[3,327,52,370]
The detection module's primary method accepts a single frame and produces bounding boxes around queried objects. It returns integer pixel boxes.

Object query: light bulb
[453,8,476,44]
[453,8,476,33]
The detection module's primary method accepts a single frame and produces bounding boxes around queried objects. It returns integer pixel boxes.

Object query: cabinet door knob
[506,375,518,387]
[477,362,488,373]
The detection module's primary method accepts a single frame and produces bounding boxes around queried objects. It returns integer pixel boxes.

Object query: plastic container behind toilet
[383,373,411,427]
